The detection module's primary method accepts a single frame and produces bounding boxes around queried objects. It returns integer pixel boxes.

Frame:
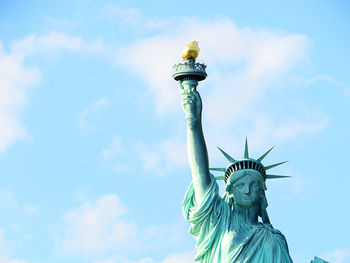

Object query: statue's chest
[221,224,256,252]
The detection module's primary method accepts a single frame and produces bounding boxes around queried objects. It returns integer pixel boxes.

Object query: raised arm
[180,79,212,204]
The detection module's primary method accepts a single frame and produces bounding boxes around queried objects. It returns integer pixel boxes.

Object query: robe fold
[183,178,293,263]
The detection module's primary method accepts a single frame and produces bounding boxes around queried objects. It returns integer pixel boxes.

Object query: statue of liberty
[173,41,295,263]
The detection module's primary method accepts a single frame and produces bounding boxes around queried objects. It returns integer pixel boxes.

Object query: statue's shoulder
[257,223,287,239]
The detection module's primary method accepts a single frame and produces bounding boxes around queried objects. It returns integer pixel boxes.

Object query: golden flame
[181,41,200,60]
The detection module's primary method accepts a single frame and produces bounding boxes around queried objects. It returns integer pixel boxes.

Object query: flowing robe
[183,177,293,263]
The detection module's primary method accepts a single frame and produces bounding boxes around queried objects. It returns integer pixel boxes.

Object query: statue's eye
[234,183,244,189]
[251,182,259,188]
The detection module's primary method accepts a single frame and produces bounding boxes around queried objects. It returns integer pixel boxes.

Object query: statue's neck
[234,205,259,225]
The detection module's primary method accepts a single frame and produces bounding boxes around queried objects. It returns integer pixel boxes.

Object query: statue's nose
[243,185,251,194]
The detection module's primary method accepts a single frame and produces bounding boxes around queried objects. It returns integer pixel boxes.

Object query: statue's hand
[180,80,202,127]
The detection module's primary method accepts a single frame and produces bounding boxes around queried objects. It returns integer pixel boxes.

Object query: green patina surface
[173,43,329,263]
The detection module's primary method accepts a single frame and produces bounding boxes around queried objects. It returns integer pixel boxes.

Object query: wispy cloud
[0,30,113,152]
[94,250,195,263]
[101,135,187,175]
[0,31,87,152]
[134,138,187,175]
[130,251,195,263]
[58,194,137,255]
[273,117,329,140]
[116,17,308,115]
[2,13,331,153]
[57,194,190,257]
[267,171,321,203]
[0,189,38,216]
[105,5,141,27]
[0,256,27,263]
[78,97,109,130]
[10,30,115,59]
[0,228,27,263]
[0,228,8,252]
[0,42,40,152]
[111,14,329,152]
[161,251,194,263]
[101,135,122,161]
[323,247,350,263]
[101,135,131,173]
[304,74,350,95]
[94,261,115,263]
[0,190,39,262]
[10,31,82,57]
[105,5,178,32]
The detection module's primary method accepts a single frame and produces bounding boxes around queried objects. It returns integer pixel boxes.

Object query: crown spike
[209,168,226,172]
[264,161,288,170]
[257,146,275,162]
[217,147,236,163]
[266,174,291,179]
[244,137,249,158]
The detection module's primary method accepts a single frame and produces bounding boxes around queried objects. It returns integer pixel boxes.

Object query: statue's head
[210,138,290,223]
[226,169,264,209]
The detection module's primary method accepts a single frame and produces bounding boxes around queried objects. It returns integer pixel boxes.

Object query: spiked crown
[210,138,290,184]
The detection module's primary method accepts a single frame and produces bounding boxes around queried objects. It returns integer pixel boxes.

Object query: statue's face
[230,170,263,209]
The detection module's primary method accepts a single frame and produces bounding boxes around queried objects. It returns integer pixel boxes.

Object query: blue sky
[0,1,349,263]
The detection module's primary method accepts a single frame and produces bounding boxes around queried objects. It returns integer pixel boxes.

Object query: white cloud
[267,170,320,203]
[0,42,40,152]
[1,15,328,152]
[58,194,190,258]
[0,257,27,263]
[116,18,308,115]
[0,191,37,263]
[101,135,131,173]
[105,5,178,32]
[112,15,329,150]
[78,97,109,130]
[0,30,88,152]
[0,30,112,152]
[142,220,189,251]
[22,204,39,215]
[323,247,350,263]
[273,117,329,140]
[0,189,16,205]
[0,189,38,216]
[60,194,137,255]
[96,250,195,263]
[10,31,82,57]
[37,31,82,51]
[105,5,142,27]
[129,250,195,263]
[10,31,114,60]
[161,251,194,263]
[101,135,122,161]
[101,135,187,175]
[134,138,187,175]
[304,74,350,95]
[0,228,8,252]
[0,229,27,263]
